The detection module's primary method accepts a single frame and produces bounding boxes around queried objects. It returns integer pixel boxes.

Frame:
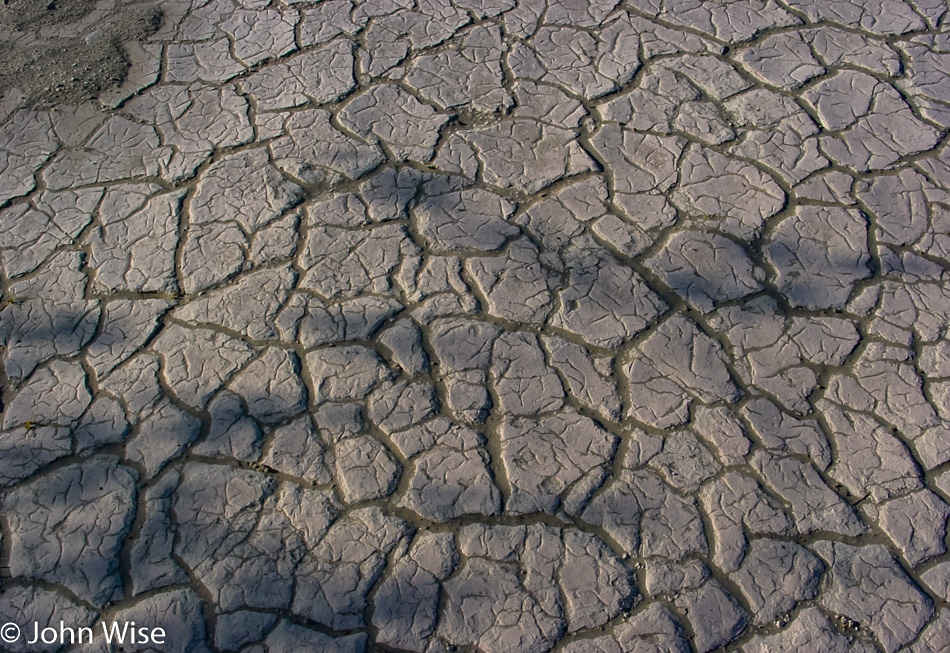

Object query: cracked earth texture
[1,0,950,652]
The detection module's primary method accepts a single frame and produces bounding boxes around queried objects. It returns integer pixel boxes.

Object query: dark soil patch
[0,0,162,107]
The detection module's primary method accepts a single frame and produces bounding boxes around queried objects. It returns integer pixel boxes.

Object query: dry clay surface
[2,0,950,651]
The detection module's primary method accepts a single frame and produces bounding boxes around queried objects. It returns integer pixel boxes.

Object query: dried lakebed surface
[1,0,950,652]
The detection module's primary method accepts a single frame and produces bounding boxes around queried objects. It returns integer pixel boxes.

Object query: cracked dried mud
[1,0,950,652]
